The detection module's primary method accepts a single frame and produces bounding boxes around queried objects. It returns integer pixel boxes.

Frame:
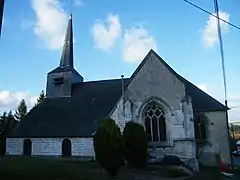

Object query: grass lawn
[1,156,238,180]
[0,156,192,180]
[0,156,109,180]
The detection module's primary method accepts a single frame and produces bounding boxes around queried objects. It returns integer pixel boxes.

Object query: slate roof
[7,50,227,138]
[122,49,227,112]
[48,66,81,76]
[8,78,130,137]
[182,79,226,112]
[59,14,74,68]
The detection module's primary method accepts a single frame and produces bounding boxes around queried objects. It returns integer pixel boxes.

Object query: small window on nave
[143,101,166,142]
[194,114,208,141]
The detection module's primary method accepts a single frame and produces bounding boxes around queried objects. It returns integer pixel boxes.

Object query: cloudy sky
[0,0,239,122]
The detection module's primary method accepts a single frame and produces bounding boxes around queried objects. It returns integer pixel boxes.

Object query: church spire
[46,12,83,99]
[59,14,73,68]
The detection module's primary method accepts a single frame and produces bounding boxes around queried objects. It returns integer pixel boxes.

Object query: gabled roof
[7,78,130,137]
[124,49,226,112]
[7,50,227,138]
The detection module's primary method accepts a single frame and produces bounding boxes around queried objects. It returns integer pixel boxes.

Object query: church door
[62,139,71,157]
[23,139,32,156]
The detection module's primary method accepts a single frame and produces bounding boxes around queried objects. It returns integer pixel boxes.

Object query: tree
[35,90,45,106]
[14,99,27,121]
[0,111,18,155]
[123,122,148,168]
[93,118,124,177]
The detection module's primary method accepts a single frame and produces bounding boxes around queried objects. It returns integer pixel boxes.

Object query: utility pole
[0,0,4,38]
[213,0,233,168]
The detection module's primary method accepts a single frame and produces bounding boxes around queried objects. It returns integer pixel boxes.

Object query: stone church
[6,15,230,171]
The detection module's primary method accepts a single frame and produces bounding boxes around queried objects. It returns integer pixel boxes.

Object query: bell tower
[46,14,83,98]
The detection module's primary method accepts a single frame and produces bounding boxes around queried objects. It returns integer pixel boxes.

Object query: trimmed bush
[160,155,184,166]
[123,122,148,168]
[93,118,124,177]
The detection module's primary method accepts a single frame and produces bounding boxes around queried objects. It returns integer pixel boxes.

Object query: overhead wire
[183,0,240,30]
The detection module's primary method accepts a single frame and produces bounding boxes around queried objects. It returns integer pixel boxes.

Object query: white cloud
[197,84,208,93]
[92,14,121,51]
[31,0,68,50]
[122,25,157,63]
[202,11,229,47]
[73,0,84,6]
[0,90,38,114]
[227,96,240,122]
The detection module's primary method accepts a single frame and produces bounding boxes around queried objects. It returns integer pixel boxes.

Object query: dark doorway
[62,139,71,157]
[0,137,6,155]
[23,139,32,156]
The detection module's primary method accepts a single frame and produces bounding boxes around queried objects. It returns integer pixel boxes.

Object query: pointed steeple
[60,14,73,68]
[46,13,83,98]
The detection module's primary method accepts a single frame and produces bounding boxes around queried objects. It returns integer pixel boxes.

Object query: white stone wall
[202,111,231,165]
[6,137,95,157]
[6,138,24,155]
[110,52,197,161]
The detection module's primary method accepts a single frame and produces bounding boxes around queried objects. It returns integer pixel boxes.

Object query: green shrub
[123,122,148,168]
[160,155,184,166]
[93,118,124,177]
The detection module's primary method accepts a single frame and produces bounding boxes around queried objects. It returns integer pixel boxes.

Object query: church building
[5,14,231,171]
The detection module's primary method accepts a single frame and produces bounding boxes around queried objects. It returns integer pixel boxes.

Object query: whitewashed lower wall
[6,137,95,157]
[6,138,24,155]
[71,138,95,156]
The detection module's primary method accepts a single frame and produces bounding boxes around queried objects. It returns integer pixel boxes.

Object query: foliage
[14,99,27,121]
[123,122,148,168]
[93,118,124,177]
[160,155,184,166]
[229,135,237,152]
[35,90,45,106]
[0,111,19,154]
[230,124,240,134]
[1,111,18,136]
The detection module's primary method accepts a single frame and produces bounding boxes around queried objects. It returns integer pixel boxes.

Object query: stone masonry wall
[6,137,95,157]
[110,52,197,162]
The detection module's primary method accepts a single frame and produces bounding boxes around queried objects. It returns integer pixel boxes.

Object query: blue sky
[0,0,239,121]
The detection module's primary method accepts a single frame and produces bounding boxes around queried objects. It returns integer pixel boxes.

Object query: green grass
[0,156,109,180]
[1,156,232,180]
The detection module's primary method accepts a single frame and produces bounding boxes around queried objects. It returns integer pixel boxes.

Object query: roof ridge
[72,77,130,85]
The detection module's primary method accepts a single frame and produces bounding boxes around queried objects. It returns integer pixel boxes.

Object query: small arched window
[194,114,208,140]
[144,101,166,142]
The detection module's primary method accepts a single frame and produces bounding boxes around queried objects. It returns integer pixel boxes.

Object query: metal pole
[121,75,125,117]
[214,0,233,168]
[0,0,5,38]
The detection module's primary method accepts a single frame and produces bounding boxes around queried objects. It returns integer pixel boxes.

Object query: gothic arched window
[144,101,166,142]
[194,114,208,140]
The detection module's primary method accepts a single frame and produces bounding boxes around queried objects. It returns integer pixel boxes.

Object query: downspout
[121,75,125,117]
